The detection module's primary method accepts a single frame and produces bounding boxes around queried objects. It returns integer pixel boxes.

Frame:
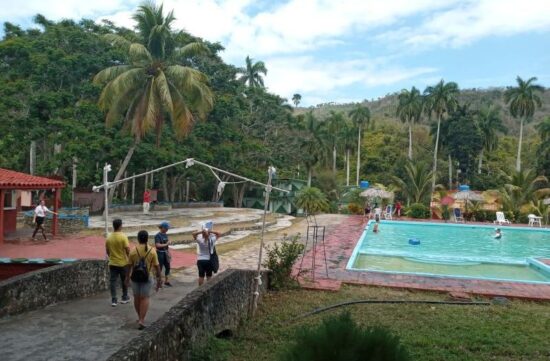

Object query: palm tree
[299,112,326,186]
[340,121,356,186]
[423,80,459,192]
[476,105,506,174]
[292,93,302,108]
[348,105,371,186]
[295,186,329,215]
[392,162,435,205]
[325,111,345,174]
[238,55,267,88]
[93,3,213,202]
[396,86,423,160]
[504,76,544,172]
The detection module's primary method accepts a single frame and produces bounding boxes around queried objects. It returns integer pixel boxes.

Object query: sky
[1,0,550,106]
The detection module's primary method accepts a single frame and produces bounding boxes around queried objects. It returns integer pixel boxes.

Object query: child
[494,228,502,239]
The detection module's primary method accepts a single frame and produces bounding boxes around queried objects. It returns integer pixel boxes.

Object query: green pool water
[347,221,550,283]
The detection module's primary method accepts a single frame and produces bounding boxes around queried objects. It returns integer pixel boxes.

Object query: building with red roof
[0,168,65,244]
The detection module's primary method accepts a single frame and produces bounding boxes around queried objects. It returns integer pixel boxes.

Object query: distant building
[243,178,306,215]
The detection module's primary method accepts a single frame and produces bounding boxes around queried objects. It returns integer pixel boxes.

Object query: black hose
[294,299,491,321]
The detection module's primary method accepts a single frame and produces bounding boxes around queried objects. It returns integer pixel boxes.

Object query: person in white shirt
[192,227,221,285]
[32,200,57,241]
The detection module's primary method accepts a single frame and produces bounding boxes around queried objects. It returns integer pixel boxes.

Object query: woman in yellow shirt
[125,230,161,330]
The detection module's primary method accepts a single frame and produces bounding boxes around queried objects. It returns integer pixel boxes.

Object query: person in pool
[372,216,380,233]
[494,228,502,239]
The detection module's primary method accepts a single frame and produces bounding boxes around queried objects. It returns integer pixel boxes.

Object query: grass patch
[216,285,550,361]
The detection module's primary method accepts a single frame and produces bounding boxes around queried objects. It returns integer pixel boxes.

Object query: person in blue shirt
[155,221,172,287]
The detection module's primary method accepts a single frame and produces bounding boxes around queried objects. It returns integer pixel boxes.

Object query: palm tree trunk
[448,154,452,190]
[107,142,136,204]
[408,123,413,160]
[307,168,312,187]
[516,117,524,172]
[356,124,362,186]
[332,145,337,174]
[346,148,350,186]
[431,115,441,194]
[478,148,484,174]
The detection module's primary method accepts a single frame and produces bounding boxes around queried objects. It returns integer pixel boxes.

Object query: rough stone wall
[0,260,108,318]
[108,269,268,361]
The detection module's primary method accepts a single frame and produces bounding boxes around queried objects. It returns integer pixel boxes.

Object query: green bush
[347,203,363,215]
[189,337,230,361]
[263,234,305,290]
[407,203,430,219]
[279,312,410,361]
[441,205,450,221]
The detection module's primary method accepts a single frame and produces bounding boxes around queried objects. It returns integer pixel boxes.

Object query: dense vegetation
[1,4,549,216]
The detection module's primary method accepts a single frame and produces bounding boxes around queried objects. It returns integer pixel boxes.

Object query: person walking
[32,200,57,241]
[192,226,221,286]
[143,189,151,214]
[155,221,172,287]
[105,218,130,307]
[126,230,161,330]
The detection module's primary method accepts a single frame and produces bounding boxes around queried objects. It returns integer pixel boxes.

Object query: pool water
[347,221,550,283]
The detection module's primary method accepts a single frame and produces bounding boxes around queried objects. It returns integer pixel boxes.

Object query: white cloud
[264,56,437,104]
[378,0,550,49]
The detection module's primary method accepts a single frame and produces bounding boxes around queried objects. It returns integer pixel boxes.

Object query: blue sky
[1,0,550,106]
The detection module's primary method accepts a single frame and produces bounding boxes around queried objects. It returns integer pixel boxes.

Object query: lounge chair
[494,211,511,225]
[383,205,393,220]
[453,208,464,223]
[528,214,542,227]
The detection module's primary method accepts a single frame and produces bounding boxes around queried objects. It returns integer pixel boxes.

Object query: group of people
[105,218,221,329]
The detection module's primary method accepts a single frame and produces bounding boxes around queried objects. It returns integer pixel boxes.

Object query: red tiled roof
[0,168,65,189]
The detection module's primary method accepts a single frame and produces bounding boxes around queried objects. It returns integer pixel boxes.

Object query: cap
[159,221,170,230]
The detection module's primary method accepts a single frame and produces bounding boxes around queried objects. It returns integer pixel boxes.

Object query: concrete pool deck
[295,215,550,301]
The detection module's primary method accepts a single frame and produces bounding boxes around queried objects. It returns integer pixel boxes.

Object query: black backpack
[131,247,151,283]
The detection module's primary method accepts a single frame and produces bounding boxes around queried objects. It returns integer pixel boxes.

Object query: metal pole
[252,166,275,316]
[131,173,135,204]
[103,164,111,237]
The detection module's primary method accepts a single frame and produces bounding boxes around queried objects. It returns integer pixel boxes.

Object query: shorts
[131,279,153,297]
[36,217,45,225]
[197,260,213,278]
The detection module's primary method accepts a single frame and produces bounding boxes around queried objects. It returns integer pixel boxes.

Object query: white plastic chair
[494,212,511,225]
[528,214,542,227]
[383,205,393,220]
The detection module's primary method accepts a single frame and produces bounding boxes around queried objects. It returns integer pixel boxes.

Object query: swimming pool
[346,221,550,284]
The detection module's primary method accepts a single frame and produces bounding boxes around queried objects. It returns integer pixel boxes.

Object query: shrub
[263,234,305,290]
[279,312,410,361]
[189,336,230,361]
[407,203,430,219]
[441,205,450,221]
[347,203,363,215]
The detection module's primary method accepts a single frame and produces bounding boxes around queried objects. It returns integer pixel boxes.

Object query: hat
[159,221,170,230]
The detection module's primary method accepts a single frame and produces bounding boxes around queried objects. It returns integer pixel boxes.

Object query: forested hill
[297,88,550,135]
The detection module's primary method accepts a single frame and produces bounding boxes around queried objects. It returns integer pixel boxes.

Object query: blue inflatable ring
[408,238,420,245]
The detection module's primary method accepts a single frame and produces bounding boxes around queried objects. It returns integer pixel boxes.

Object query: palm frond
[168,82,194,137]
[155,70,174,114]
[173,42,210,59]
[129,43,152,65]
[93,65,133,84]
[102,34,131,49]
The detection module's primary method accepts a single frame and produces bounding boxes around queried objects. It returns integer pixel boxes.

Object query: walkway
[0,278,196,361]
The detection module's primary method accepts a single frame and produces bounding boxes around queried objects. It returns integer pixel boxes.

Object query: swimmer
[372,220,380,233]
[494,228,502,239]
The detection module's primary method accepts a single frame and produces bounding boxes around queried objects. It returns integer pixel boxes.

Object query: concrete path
[0,278,196,361]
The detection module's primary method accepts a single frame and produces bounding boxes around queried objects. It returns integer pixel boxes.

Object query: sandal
[138,324,146,330]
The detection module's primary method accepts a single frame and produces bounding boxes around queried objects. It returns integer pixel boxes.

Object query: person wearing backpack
[126,230,161,330]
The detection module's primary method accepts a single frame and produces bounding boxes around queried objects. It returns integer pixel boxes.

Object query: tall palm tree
[392,162,435,205]
[292,93,302,108]
[340,121,356,186]
[504,76,544,172]
[238,55,267,88]
[423,80,459,192]
[396,86,423,160]
[325,111,345,174]
[93,3,213,201]
[348,105,371,186]
[475,105,506,174]
[299,112,326,186]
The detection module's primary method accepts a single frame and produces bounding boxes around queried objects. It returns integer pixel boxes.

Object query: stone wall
[0,260,108,318]
[23,207,90,234]
[108,269,268,361]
